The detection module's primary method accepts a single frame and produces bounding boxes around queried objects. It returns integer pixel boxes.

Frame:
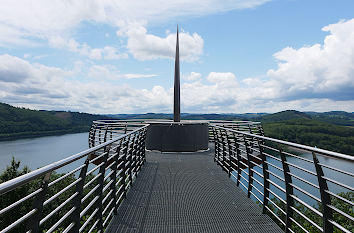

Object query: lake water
[0,132,89,173]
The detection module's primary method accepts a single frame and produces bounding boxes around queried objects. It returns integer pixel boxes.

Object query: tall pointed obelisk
[173,25,181,122]
[145,25,208,152]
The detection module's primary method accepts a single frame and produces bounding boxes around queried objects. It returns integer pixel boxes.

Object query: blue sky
[0,0,353,114]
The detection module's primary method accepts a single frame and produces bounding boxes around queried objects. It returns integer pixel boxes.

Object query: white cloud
[1,19,354,114]
[0,0,269,62]
[267,18,354,101]
[0,54,168,113]
[0,54,33,82]
[0,24,40,47]
[48,36,128,60]
[102,46,129,60]
[183,72,202,81]
[0,53,353,114]
[207,72,237,85]
[122,74,157,79]
[0,0,270,46]
[88,65,158,80]
[179,19,354,112]
[118,24,203,62]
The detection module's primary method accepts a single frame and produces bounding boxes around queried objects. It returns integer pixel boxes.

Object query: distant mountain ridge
[106,112,268,121]
[0,102,353,154]
[107,110,354,127]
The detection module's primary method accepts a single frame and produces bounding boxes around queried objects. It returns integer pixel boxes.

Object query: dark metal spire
[173,25,181,122]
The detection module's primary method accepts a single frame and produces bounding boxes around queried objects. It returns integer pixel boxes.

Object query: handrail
[0,125,149,195]
[213,125,354,161]
[211,124,354,233]
[212,125,353,161]
[1,120,352,233]
[0,124,148,233]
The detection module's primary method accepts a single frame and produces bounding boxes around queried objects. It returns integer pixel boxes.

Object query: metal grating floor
[106,144,283,233]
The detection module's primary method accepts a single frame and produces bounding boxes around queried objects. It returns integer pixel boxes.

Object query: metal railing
[208,120,264,141]
[211,125,354,233]
[89,119,264,144]
[89,120,148,148]
[1,119,353,233]
[0,124,148,233]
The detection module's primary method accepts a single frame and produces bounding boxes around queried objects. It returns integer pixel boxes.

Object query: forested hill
[108,110,354,126]
[1,102,353,154]
[0,103,112,140]
[255,110,354,126]
[260,110,354,155]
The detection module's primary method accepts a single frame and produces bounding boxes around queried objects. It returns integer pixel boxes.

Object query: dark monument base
[146,121,209,152]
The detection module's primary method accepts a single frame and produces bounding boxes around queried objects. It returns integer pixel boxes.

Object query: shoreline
[0,128,89,142]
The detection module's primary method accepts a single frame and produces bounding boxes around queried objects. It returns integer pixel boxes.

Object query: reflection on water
[0,132,89,173]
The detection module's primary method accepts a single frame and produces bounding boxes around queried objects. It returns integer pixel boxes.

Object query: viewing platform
[0,120,353,233]
[106,144,282,232]
[0,28,353,233]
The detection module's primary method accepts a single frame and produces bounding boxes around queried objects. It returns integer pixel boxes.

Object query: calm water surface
[0,132,89,173]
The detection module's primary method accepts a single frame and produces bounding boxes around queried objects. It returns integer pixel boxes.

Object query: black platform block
[145,121,209,152]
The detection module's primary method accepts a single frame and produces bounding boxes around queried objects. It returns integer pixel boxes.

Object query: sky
[0,0,354,114]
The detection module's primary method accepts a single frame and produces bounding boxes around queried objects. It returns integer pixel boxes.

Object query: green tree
[265,192,354,232]
[0,157,34,232]
[0,158,103,232]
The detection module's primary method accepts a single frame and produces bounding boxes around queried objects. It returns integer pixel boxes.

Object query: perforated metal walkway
[106,144,283,233]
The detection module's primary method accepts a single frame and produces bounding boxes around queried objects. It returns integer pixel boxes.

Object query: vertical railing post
[128,135,136,184]
[135,131,142,173]
[110,126,113,140]
[280,150,294,233]
[313,152,333,233]
[88,124,95,148]
[142,128,147,164]
[26,172,51,232]
[132,133,139,178]
[104,125,108,142]
[226,131,233,177]
[258,138,269,214]
[121,136,129,198]
[138,129,145,169]
[258,124,265,136]
[112,140,122,215]
[243,135,253,198]
[95,145,109,232]
[98,124,102,144]
[212,127,218,162]
[235,133,242,187]
[218,127,222,162]
[71,159,89,232]
[221,129,228,172]
[248,124,253,134]
[91,127,97,147]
